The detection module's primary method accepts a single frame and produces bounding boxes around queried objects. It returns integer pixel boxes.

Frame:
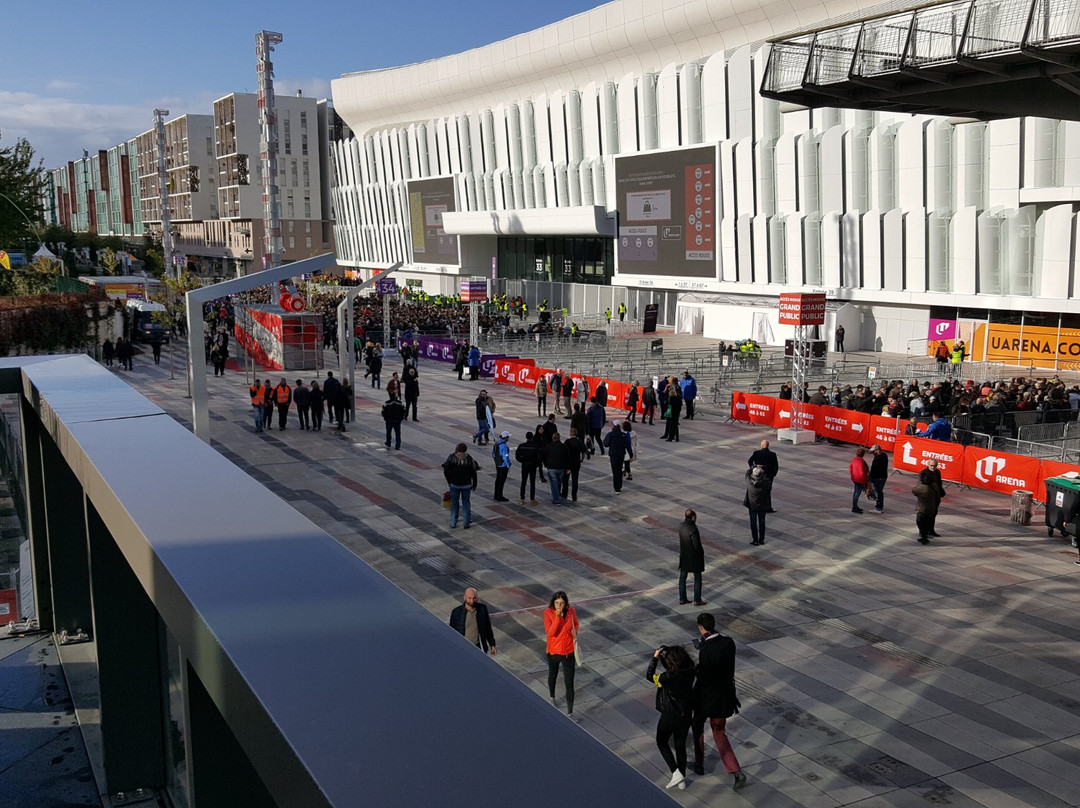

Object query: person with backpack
[491,430,512,501]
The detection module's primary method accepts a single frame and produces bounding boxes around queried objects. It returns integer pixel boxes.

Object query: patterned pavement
[122,342,1080,807]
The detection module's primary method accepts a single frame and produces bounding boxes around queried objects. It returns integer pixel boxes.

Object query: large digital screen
[407,176,459,266]
[615,145,717,278]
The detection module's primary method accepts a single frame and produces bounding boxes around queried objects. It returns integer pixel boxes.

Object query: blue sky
[1,0,605,170]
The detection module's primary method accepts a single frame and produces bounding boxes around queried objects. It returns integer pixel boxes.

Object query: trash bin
[1044,476,1080,547]
[1010,489,1033,525]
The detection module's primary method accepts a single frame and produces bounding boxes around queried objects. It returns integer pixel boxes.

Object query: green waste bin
[1044,476,1080,547]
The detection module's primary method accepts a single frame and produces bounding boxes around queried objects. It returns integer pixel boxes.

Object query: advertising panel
[773,402,820,431]
[615,146,717,278]
[928,318,956,341]
[816,406,870,444]
[778,293,827,326]
[869,415,901,451]
[730,392,776,425]
[970,323,1080,370]
[961,446,1042,496]
[1035,462,1080,501]
[892,436,965,482]
[407,176,459,265]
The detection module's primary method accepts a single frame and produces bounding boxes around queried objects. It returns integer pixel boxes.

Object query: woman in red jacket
[544,590,579,715]
[849,447,870,514]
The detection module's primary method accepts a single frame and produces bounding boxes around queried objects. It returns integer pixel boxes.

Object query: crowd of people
[784,374,1080,422]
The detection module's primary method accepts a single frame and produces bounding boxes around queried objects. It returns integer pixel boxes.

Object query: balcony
[761,0,1080,120]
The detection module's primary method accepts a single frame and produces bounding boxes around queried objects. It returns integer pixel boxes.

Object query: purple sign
[375,277,398,296]
[397,336,513,377]
[928,319,956,341]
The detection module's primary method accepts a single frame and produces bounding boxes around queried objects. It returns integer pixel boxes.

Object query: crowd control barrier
[728,392,1080,503]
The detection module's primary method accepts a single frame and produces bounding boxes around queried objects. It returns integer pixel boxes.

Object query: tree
[100,247,120,276]
[0,131,44,250]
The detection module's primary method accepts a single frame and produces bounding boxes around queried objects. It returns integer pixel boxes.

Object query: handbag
[663,405,672,419]
[441,491,451,509]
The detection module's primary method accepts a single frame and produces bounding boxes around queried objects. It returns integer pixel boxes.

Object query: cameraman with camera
[646,644,696,790]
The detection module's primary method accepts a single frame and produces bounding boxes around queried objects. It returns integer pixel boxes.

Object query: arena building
[329,0,1080,369]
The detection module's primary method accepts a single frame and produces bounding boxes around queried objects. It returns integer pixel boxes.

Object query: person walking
[369,347,383,389]
[309,380,324,432]
[664,382,683,442]
[849,447,870,513]
[403,366,420,421]
[117,337,134,371]
[544,591,579,716]
[541,433,570,505]
[922,458,947,538]
[323,371,345,432]
[618,301,627,322]
[468,345,481,381]
[515,431,542,505]
[562,427,588,502]
[625,381,640,423]
[249,378,267,433]
[586,397,607,455]
[835,324,845,352]
[272,378,292,430]
[550,370,563,415]
[912,468,942,545]
[491,430,512,501]
[448,588,497,655]
[102,338,115,367]
[442,442,479,529]
[642,381,658,426]
[534,375,548,417]
[647,645,696,791]
[261,377,275,429]
[678,509,707,606]
[561,375,574,417]
[151,339,163,366]
[342,379,355,424]
[868,444,889,513]
[691,613,746,790]
[292,379,311,430]
[603,422,630,493]
[622,420,638,482]
[744,466,772,546]
[473,390,493,446]
[381,394,405,450]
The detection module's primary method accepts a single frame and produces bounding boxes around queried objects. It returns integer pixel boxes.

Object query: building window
[289,236,295,249]
[304,197,311,218]
[300,111,307,129]
[284,118,291,155]
[303,161,310,187]
[305,236,312,248]
[301,134,308,156]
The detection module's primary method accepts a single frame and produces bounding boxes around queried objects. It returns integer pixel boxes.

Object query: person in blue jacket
[586,397,607,456]
[916,412,952,442]
[680,371,699,421]
[492,430,512,501]
[467,345,481,381]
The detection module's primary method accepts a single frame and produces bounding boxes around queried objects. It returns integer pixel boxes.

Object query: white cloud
[45,79,81,91]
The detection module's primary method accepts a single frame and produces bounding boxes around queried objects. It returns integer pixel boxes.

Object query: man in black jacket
[603,422,631,493]
[747,439,779,480]
[540,433,570,505]
[869,444,890,512]
[562,428,588,502]
[691,613,746,790]
[515,432,543,505]
[381,395,405,450]
[448,588,496,655]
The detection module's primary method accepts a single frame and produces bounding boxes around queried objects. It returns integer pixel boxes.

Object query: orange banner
[731,392,777,425]
[892,436,965,482]
[961,446,1042,496]
[773,402,819,432]
[869,415,901,451]
[1035,461,1080,502]
[817,406,871,444]
[971,323,1080,371]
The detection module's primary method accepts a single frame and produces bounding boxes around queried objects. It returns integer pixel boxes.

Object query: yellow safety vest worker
[275,384,291,404]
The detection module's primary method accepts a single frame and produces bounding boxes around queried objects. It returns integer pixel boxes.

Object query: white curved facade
[330,0,1080,363]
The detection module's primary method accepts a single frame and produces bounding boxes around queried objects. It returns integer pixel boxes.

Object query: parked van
[125,299,169,343]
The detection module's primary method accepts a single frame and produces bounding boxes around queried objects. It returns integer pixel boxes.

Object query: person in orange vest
[249,379,268,433]
[273,378,292,430]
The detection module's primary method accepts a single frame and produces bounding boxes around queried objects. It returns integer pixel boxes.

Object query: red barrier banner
[773,402,819,431]
[817,406,871,444]
[892,436,965,482]
[1035,461,1080,501]
[960,446,1042,497]
[493,360,518,384]
[869,415,901,452]
[731,392,777,425]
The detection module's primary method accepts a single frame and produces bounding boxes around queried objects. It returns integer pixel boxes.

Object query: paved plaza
[100,344,1080,805]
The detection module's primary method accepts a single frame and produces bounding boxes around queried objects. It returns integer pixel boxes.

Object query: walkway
[29,341,1080,805]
